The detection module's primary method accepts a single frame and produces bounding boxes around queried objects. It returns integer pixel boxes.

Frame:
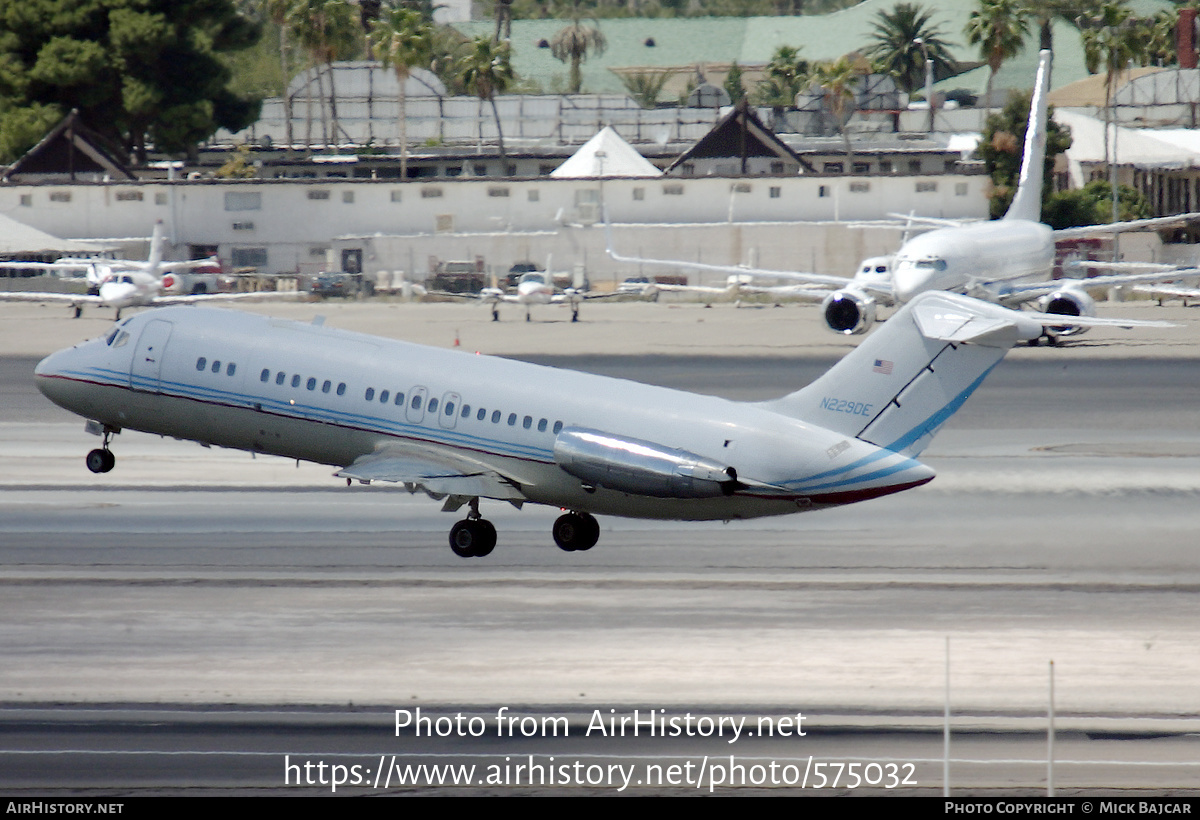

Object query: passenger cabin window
[380,390,389,403]
[211,361,221,373]
[260,369,270,382]
[394,393,404,406]
[196,357,207,371]
[365,388,375,401]
[491,410,501,423]
[322,380,331,393]
[445,402,455,416]
[337,383,346,396]
[306,377,316,390]
[477,408,486,421]
[411,395,422,410]
[553,421,564,434]
[227,363,236,376]
[523,415,532,429]
[507,413,517,426]
[292,375,301,388]
[428,398,439,413]
[276,372,286,385]
[538,419,548,432]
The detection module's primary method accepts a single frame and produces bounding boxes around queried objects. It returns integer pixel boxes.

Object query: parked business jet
[0,221,297,318]
[608,50,1200,339]
[35,293,1168,558]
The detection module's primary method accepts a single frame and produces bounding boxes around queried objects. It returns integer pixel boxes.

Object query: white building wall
[0,174,986,276]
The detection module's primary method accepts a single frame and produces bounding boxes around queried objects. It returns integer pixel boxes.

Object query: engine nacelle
[553,427,740,498]
[821,290,877,335]
[1038,287,1095,336]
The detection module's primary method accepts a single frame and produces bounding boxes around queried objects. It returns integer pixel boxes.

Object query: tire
[449,520,478,558]
[86,449,112,474]
[474,520,497,557]
[553,512,600,552]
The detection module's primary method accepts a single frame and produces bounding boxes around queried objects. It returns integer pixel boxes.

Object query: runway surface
[2,301,1200,794]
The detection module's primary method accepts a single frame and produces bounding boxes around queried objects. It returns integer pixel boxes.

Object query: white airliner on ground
[0,220,299,318]
[609,50,1200,339]
[34,292,1168,558]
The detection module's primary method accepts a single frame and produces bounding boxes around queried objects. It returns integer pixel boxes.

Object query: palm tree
[752,45,809,107]
[866,2,957,96]
[457,35,515,156]
[965,0,1030,111]
[550,1,607,94]
[264,0,299,149]
[287,0,361,150]
[811,57,861,159]
[369,6,434,178]
[1079,0,1143,189]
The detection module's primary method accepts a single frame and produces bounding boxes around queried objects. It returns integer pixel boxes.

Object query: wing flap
[337,444,530,501]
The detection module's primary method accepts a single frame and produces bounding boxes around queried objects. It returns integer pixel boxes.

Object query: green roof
[454,0,1177,96]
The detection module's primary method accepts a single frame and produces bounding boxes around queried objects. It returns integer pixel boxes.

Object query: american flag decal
[873,359,893,375]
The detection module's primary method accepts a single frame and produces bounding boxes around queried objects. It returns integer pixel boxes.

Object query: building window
[155,192,168,205]
[224,191,261,211]
[505,164,516,176]
[916,181,938,193]
[527,189,539,202]
[769,186,781,198]
[307,189,330,200]
[732,183,751,193]
[116,191,143,202]
[232,221,255,231]
[849,181,870,193]
[880,160,893,173]
[231,247,268,267]
[955,182,969,196]
[18,195,30,207]
[662,183,684,196]
[473,163,487,176]
[342,190,354,203]
[681,162,695,175]
[421,187,443,198]
[487,187,510,197]
[908,160,922,174]
[539,164,555,175]
[822,162,843,174]
[818,185,829,198]
[852,162,871,175]
[944,159,957,173]
[770,161,785,174]
[390,189,402,202]
[632,187,645,201]
[435,214,454,232]
[49,192,71,203]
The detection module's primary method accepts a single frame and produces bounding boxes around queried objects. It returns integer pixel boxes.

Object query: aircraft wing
[992,265,1200,306]
[337,443,531,501]
[0,291,101,305]
[603,219,860,290]
[154,290,309,306]
[1053,212,1200,239]
[1131,283,1200,303]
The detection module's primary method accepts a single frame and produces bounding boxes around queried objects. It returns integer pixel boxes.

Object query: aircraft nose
[891,261,931,304]
[34,348,73,406]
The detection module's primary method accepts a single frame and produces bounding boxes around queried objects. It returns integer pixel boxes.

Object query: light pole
[914,37,935,133]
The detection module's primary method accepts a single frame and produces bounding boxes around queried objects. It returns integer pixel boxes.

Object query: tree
[369,5,434,178]
[866,2,957,96]
[1042,179,1150,229]
[0,0,262,163]
[976,88,1072,219]
[286,0,361,150]
[550,1,607,93]
[751,45,809,107]
[964,0,1030,111]
[724,60,746,104]
[1078,0,1144,185]
[618,70,672,108]
[811,56,861,158]
[457,35,514,155]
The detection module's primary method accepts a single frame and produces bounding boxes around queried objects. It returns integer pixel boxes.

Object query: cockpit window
[915,259,948,271]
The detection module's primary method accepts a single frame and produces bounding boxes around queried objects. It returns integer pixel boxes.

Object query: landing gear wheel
[86,448,115,474]
[449,518,496,558]
[552,512,600,552]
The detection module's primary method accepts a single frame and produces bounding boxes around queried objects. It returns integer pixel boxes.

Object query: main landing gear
[552,511,599,552]
[445,502,601,558]
[448,498,496,558]
[85,430,116,474]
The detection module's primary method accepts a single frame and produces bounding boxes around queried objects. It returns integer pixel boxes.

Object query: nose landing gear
[85,429,116,474]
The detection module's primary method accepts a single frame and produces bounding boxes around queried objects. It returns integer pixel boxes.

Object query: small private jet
[608,50,1200,339]
[0,220,300,318]
[451,266,648,322]
[34,291,1168,558]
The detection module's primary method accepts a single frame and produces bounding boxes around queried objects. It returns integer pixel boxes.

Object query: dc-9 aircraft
[34,292,1167,558]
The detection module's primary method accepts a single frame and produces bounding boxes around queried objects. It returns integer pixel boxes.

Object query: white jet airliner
[0,220,299,318]
[34,293,1168,558]
[608,50,1200,338]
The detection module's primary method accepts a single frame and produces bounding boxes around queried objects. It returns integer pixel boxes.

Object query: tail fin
[1004,49,1053,223]
[761,292,1046,457]
[148,219,165,274]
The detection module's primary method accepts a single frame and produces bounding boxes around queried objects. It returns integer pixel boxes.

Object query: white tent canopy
[0,213,111,258]
[550,126,662,179]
